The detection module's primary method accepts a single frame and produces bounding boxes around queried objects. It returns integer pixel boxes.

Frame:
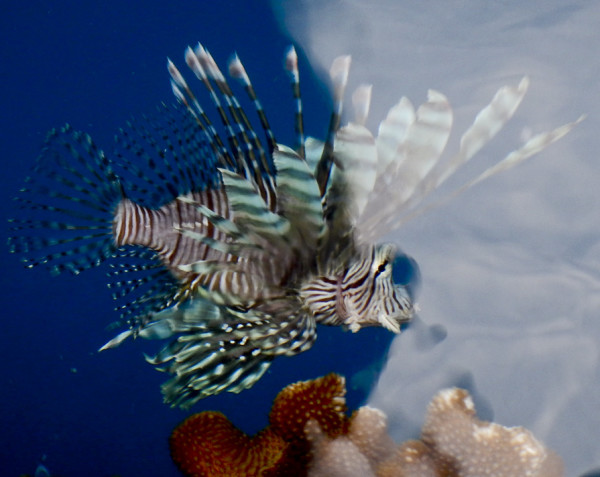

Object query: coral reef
[420,388,564,476]
[307,388,563,476]
[170,411,287,476]
[169,373,348,476]
[169,374,563,476]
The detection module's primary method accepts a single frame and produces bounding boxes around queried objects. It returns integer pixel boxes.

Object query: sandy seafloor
[2,1,599,476]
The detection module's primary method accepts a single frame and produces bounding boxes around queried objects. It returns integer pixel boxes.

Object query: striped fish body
[113,191,229,281]
[8,42,579,408]
[112,190,293,305]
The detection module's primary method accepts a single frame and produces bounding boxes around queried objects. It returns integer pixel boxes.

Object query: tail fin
[8,125,122,275]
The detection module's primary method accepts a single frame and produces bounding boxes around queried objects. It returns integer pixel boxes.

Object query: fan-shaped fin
[370,115,584,234]
[176,227,262,257]
[228,53,279,162]
[328,123,378,223]
[355,78,559,241]
[315,55,352,196]
[112,103,221,208]
[186,45,249,179]
[192,44,277,209]
[428,114,586,208]
[351,84,372,127]
[375,97,416,174]
[107,246,181,323]
[464,114,585,186]
[355,90,452,240]
[124,295,316,408]
[305,136,325,175]
[386,89,453,205]
[219,169,291,242]
[168,57,235,170]
[177,258,241,276]
[8,126,121,275]
[283,46,306,158]
[273,144,324,252]
[176,196,245,241]
[427,77,530,191]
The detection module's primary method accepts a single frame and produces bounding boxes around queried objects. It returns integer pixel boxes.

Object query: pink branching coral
[419,388,564,476]
[307,387,564,477]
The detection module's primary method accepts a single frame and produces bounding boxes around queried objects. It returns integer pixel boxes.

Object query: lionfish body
[9,43,580,408]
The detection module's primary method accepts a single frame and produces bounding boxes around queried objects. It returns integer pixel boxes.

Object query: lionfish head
[340,243,416,333]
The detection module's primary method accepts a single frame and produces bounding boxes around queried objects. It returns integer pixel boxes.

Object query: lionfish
[8,43,580,408]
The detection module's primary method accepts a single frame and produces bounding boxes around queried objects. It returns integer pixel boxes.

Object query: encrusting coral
[169,411,287,476]
[169,374,563,476]
[307,387,564,477]
[419,388,564,476]
[169,373,348,476]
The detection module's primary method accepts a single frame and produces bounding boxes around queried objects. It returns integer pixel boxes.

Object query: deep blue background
[1,2,395,475]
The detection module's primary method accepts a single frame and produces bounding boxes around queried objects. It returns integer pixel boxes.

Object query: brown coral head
[169,373,349,476]
[169,411,286,477]
[270,373,348,442]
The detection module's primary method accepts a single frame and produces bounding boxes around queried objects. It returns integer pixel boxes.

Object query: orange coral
[169,373,348,477]
[169,411,287,477]
[270,372,348,441]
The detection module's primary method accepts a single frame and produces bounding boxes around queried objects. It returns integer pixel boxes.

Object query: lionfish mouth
[378,308,413,334]
[334,273,347,320]
[379,315,402,333]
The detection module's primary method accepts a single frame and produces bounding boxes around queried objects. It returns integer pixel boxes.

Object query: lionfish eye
[375,261,389,276]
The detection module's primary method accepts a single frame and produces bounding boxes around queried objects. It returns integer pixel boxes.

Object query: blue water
[0,1,399,475]
[5,2,600,476]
